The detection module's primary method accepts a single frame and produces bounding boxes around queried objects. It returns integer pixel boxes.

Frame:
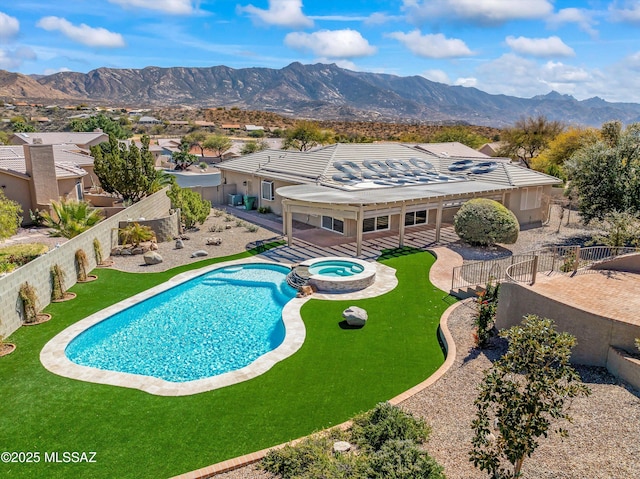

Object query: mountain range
[2,62,640,128]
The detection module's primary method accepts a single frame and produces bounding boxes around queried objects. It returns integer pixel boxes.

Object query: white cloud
[540,61,590,83]
[547,8,598,37]
[37,17,125,48]
[609,1,640,23]
[239,0,313,28]
[0,12,19,42]
[0,46,36,69]
[505,36,575,58]
[107,0,196,15]
[364,12,403,25]
[454,77,477,87]
[387,30,473,58]
[402,0,553,25]
[421,69,450,84]
[284,29,376,58]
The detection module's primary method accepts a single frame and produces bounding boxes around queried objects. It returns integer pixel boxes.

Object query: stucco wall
[495,281,640,368]
[591,253,640,274]
[0,173,31,221]
[0,188,172,339]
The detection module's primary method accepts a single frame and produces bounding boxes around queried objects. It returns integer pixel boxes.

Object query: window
[321,216,344,234]
[363,215,390,232]
[261,180,274,201]
[519,187,542,211]
[75,182,84,200]
[405,210,427,226]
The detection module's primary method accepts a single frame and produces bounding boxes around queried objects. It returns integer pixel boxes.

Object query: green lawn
[0,246,454,478]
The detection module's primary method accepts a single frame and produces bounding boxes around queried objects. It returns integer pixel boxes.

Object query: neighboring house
[415,141,491,158]
[138,116,161,125]
[245,124,265,132]
[193,120,216,128]
[479,141,505,157]
[220,124,241,130]
[217,143,561,255]
[10,131,109,149]
[0,144,87,221]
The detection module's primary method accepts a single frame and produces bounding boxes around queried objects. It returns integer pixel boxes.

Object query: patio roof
[277,180,513,205]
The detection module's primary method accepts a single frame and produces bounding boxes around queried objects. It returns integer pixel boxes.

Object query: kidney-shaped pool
[41,262,306,395]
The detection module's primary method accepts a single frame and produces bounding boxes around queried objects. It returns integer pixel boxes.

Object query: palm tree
[41,199,103,238]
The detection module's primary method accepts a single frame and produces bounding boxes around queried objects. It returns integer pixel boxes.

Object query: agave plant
[41,199,103,239]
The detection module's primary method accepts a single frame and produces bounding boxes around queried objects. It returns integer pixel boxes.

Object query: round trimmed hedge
[454,198,519,246]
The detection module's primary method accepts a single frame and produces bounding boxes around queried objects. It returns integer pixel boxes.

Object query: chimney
[94,128,103,133]
[33,137,42,145]
[23,144,60,209]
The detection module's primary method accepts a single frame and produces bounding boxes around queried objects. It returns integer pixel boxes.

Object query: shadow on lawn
[377,246,424,261]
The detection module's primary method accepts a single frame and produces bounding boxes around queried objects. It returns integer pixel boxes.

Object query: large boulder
[143,251,163,265]
[191,250,208,258]
[343,306,368,327]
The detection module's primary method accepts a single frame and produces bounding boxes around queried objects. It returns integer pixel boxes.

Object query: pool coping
[40,257,398,397]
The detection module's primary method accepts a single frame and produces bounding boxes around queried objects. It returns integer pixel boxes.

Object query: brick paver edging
[170,299,463,479]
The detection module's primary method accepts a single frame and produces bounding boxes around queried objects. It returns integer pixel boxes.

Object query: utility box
[228,193,243,206]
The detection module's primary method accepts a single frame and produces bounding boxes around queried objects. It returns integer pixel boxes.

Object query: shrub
[40,198,103,238]
[119,222,155,246]
[351,402,430,451]
[93,238,103,265]
[19,282,38,323]
[50,264,66,301]
[245,224,259,232]
[0,189,22,241]
[0,243,48,272]
[368,440,445,479]
[454,199,519,246]
[75,249,89,282]
[167,184,210,229]
[257,205,272,214]
[475,279,500,348]
[235,219,246,227]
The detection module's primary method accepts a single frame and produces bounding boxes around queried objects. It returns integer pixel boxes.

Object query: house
[479,142,505,157]
[216,143,561,255]
[220,124,241,130]
[10,131,109,149]
[415,141,491,159]
[245,124,265,132]
[0,144,88,221]
[193,120,216,128]
[137,116,162,125]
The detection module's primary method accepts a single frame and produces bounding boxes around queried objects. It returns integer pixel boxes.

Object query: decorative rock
[131,247,144,255]
[333,441,352,453]
[150,242,158,251]
[120,249,132,256]
[225,224,232,229]
[299,285,315,296]
[144,251,163,265]
[343,306,368,327]
[175,239,184,249]
[191,250,208,258]
[206,237,222,246]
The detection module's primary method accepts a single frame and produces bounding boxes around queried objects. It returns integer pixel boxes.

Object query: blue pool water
[65,264,296,383]
[308,260,364,277]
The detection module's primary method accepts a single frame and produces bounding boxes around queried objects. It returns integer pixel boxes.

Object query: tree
[40,198,103,238]
[167,183,210,229]
[587,210,640,247]
[202,134,232,159]
[498,116,565,168]
[0,131,9,145]
[91,134,158,202]
[0,190,23,241]
[283,120,334,151]
[172,139,198,170]
[11,121,35,133]
[470,315,590,479]
[69,113,132,139]
[454,199,519,246]
[531,126,598,178]
[565,121,640,223]
[430,126,490,149]
[240,139,268,155]
[183,130,208,157]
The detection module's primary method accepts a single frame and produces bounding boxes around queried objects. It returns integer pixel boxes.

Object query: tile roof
[0,145,90,179]
[11,131,108,146]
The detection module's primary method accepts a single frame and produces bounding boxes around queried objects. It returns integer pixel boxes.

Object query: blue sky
[2,1,640,103]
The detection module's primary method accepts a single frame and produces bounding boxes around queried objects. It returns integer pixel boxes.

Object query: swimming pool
[301,256,377,292]
[62,263,297,384]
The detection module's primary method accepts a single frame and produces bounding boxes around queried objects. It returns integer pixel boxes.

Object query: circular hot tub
[300,256,376,293]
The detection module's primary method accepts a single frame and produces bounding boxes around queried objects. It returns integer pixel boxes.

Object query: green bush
[261,403,442,479]
[167,184,211,229]
[0,243,48,272]
[454,198,519,246]
[351,402,430,451]
[368,440,445,479]
[257,205,272,214]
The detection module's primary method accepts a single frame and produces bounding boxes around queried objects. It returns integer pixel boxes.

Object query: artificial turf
[0,246,454,478]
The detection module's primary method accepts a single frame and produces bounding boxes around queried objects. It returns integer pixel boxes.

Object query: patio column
[435,200,443,243]
[356,204,364,256]
[399,203,406,247]
[283,202,293,246]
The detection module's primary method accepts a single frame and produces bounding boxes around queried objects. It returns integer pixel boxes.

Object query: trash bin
[243,195,257,210]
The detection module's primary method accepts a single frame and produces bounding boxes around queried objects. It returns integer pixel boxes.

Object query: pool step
[286,266,311,290]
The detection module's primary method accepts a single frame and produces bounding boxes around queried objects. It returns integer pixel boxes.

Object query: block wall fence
[0,188,172,339]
